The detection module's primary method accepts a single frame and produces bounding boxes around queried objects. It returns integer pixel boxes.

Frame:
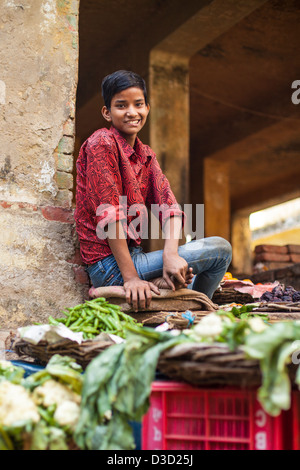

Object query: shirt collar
[111,125,153,166]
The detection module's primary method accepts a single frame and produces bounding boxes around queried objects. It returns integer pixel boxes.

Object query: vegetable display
[75,314,300,450]
[0,355,83,450]
[48,297,141,340]
[225,303,268,321]
[74,325,188,450]
[184,312,300,415]
[2,295,300,450]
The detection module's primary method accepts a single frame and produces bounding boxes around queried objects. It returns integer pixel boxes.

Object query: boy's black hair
[101,70,148,110]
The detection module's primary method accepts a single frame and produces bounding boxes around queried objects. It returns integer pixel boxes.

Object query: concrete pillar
[149,52,189,251]
[231,213,253,275]
[204,158,230,241]
[149,51,190,210]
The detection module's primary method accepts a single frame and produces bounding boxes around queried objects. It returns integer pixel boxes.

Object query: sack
[89,286,218,313]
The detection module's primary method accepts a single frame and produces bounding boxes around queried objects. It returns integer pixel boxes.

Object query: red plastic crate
[290,391,300,450]
[142,381,285,450]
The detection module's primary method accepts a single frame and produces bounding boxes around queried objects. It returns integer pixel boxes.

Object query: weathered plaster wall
[0,0,86,328]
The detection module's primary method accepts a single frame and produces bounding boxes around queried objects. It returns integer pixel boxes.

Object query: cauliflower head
[248,317,268,333]
[54,400,81,430]
[192,313,225,339]
[0,360,14,370]
[0,381,40,427]
[32,379,81,408]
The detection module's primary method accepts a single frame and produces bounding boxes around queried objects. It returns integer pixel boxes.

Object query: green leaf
[75,326,191,450]
[0,427,14,450]
[48,427,68,450]
[29,421,50,450]
[0,361,24,385]
[244,321,300,415]
[24,355,83,394]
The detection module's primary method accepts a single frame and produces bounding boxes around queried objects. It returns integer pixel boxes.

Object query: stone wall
[0,0,88,329]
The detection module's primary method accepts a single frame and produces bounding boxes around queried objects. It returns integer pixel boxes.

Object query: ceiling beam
[152,0,269,59]
[232,170,300,212]
[204,119,300,163]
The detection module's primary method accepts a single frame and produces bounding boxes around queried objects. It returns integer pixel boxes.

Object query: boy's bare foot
[151,268,194,291]
[151,277,171,290]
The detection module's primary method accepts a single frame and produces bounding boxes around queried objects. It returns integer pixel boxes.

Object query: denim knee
[179,237,232,269]
[212,236,232,264]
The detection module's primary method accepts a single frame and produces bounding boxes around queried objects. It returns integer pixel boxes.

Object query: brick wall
[254,244,300,271]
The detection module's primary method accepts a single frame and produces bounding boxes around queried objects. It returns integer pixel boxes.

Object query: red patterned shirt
[74,126,184,265]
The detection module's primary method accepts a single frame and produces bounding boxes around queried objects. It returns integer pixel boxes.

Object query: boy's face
[101,87,150,147]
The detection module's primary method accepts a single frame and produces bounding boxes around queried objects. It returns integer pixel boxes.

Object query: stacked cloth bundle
[89,286,218,328]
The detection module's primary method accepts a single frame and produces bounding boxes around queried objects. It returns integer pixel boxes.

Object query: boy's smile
[101,87,150,148]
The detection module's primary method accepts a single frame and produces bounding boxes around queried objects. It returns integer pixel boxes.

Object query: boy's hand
[162,253,194,291]
[123,277,161,312]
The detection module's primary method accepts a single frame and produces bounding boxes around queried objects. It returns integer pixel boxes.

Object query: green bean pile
[48,297,141,340]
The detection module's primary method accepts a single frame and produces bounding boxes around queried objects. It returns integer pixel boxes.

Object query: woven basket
[158,341,298,388]
[13,337,113,369]
[157,342,262,387]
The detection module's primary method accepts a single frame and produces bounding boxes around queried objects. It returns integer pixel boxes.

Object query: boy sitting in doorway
[74,70,232,311]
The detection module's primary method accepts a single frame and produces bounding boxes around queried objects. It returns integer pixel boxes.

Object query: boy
[74,70,232,311]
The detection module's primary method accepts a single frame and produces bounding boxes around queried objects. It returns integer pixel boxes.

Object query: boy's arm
[162,216,193,290]
[107,221,160,311]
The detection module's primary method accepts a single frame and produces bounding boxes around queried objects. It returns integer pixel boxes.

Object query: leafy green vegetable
[184,311,259,350]
[75,325,191,450]
[231,304,254,317]
[24,355,83,394]
[30,421,69,450]
[243,321,300,416]
[0,426,14,450]
[0,355,83,450]
[230,305,269,322]
[0,360,24,384]
[219,318,253,351]
[184,313,300,416]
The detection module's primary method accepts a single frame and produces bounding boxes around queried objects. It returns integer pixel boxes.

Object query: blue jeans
[86,236,232,299]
